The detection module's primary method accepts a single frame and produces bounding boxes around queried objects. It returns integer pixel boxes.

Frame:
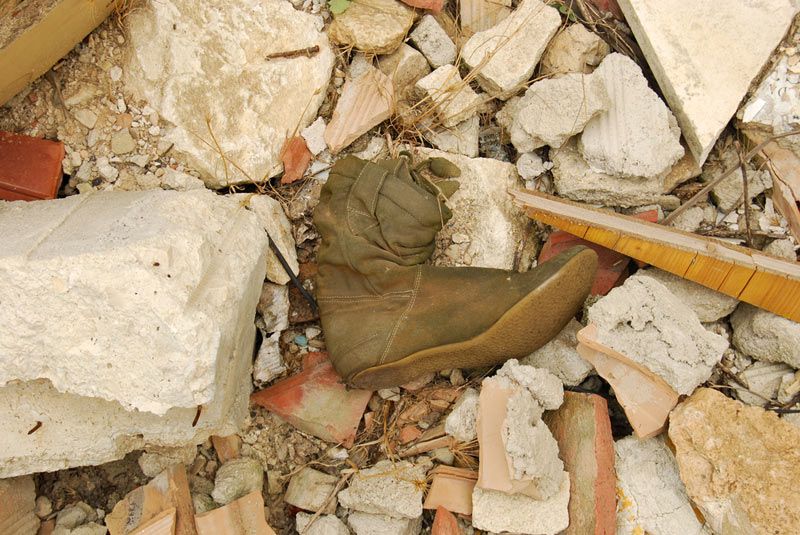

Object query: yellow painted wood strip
[583,226,621,250]
[525,208,589,237]
[684,255,734,291]
[718,263,756,297]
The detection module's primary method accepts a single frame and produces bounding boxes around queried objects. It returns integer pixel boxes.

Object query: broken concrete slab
[512,72,609,149]
[284,467,337,514]
[250,352,372,448]
[636,268,739,322]
[732,304,800,369]
[618,0,795,165]
[0,189,266,416]
[543,392,615,535]
[423,466,477,516]
[414,65,482,128]
[0,476,39,535]
[735,361,795,406]
[125,0,334,187]
[540,23,611,77]
[461,0,561,99]
[444,387,479,443]
[471,478,570,535]
[338,459,429,519]
[586,275,729,395]
[409,15,457,69]
[521,319,594,386]
[420,116,480,158]
[615,436,707,535]
[551,140,668,208]
[329,0,414,55]
[670,388,800,535]
[211,457,264,506]
[346,511,421,535]
[194,491,276,535]
[417,148,527,269]
[295,513,350,535]
[579,53,684,179]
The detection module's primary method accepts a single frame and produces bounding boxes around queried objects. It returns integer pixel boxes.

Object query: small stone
[736,361,795,406]
[55,502,95,529]
[409,15,457,69]
[329,0,414,54]
[732,304,800,369]
[296,513,351,535]
[541,23,611,76]
[148,125,160,136]
[300,117,328,156]
[516,152,547,181]
[337,459,429,518]
[111,129,136,155]
[243,194,299,285]
[137,445,197,478]
[711,166,772,212]
[414,65,482,128]
[667,205,705,232]
[253,332,285,384]
[377,43,431,109]
[95,157,119,181]
[74,109,98,129]
[521,319,593,386]
[432,447,455,465]
[764,238,797,260]
[284,467,338,513]
[471,480,570,535]
[35,495,53,519]
[636,268,739,322]
[211,457,264,505]
[109,66,123,81]
[378,387,401,401]
[461,0,561,99]
[192,493,216,514]
[161,168,205,191]
[444,387,479,442]
[257,283,290,333]
[347,511,422,535]
[70,523,107,535]
[127,153,150,168]
[420,115,479,158]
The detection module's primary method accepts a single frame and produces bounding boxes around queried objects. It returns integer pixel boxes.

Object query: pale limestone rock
[618,0,795,164]
[736,361,795,406]
[513,72,609,149]
[137,445,197,477]
[242,194,299,285]
[667,205,705,232]
[418,149,526,269]
[445,387,479,442]
[521,319,594,386]
[732,304,800,369]
[211,457,264,505]
[285,467,338,513]
[636,269,739,322]
[256,283,290,334]
[551,140,667,208]
[420,116,479,158]
[296,513,351,535]
[377,43,430,110]
[764,238,797,260]
[579,53,684,179]
[74,109,97,129]
[329,0,414,54]
[460,0,511,35]
[461,0,561,99]
[301,117,328,156]
[540,23,611,76]
[615,436,708,535]
[587,275,728,395]
[409,15,456,69]
[516,152,548,181]
[253,332,285,384]
[338,459,428,518]
[111,129,136,155]
[670,388,800,535]
[471,478,570,535]
[0,190,266,415]
[125,0,334,187]
[414,65,482,128]
[347,511,421,535]
[161,168,205,191]
[496,96,535,153]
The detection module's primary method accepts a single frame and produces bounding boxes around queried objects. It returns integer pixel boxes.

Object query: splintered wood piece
[106,465,196,535]
[510,189,800,322]
[576,324,679,439]
[324,67,394,154]
[129,508,177,535]
[211,435,241,464]
[424,467,478,516]
[194,491,276,535]
[0,475,39,535]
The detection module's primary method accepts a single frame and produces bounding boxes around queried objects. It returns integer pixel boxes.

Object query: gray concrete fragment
[414,65,482,128]
[540,23,611,76]
[496,359,564,410]
[211,457,264,505]
[732,304,800,369]
[516,152,548,181]
[764,238,797,261]
[296,513,351,535]
[421,116,480,158]
[636,269,739,322]
[256,283,290,334]
[579,53,684,179]
[736,361,795,406]
[444,387,479,442]
[347,511,421,535]
[243,194,299,285]
[253,332,285,384]
[338,460,429,519]
[285,467,338,513]
[329,0,414,55]
[521,319,594,386]
[496,96,536,153]
[587,275,729,395]
[668,205,705,232]
[137,445,197,478]
[471,477,570,535]
[409,15,456,69]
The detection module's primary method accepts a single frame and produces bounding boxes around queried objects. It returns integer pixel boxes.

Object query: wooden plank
[0,0,120,106]
[511,189,800,322]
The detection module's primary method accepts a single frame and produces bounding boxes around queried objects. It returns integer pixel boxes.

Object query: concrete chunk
[618,0,795,164]
[735,361,795,406]
[461,0,561,99]
[522,319,594,386]
[420,116,480,158]
[460,0,511,35]
[586,275,728,395]
[211,457,264,505]
[732,304,800,369]
[378,44,431,105]
[338,459,428,519]
[329,0,414,54]
[579,53,684,179]
[409,15,456,69]
[284,467,338,514]
[414,65,482,128]
[444,387,479,443]
[296,513,350,535]
[0,189,267,415]
[540,23,611,76]
[615,436,707,535]
[637,268,739,322]
[471,478,570,535]
[347,511,421,535]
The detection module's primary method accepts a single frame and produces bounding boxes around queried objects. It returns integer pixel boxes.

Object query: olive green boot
[313,155,598,389]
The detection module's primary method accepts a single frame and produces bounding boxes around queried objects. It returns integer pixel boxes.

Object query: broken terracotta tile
[324,67,394,154]
[129,508,177,535]
[0,131,64,201]
[576,324,679,438]
[423,466,477,516]
[37,519,55,535]
[432,506,460,535]
[0,475,39,535]
[250,352,372,447]
[195,491,276,535]
[280,136,312,185]
[538,209,658,296]
[106,465,197,535]
[400,0,443,12]
[211,435,241,464]
[398,425,423,444]
[543,392,615,535]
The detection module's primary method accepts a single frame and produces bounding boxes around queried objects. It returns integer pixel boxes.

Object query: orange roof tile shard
[423,466,478,516]
[510,189,800,322]
[195,491,276,535]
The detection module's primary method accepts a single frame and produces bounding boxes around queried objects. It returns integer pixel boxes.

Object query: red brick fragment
[250,352,372,447]
[400,0,444,13]
[586,0,624,19]
[280,136,312,185]
[432,506,461,535]
[0,131,64,201]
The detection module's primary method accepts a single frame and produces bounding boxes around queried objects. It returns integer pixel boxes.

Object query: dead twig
[299,472,352,534]
[267,46,320,60]
[736,140,754,248]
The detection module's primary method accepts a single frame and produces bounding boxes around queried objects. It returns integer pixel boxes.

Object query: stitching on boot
[369,167,389,214]
[318,291,412,301]
[379,265,422,365]
[345,163,372,236]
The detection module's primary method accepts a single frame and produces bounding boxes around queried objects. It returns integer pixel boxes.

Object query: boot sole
[350,246,598,389]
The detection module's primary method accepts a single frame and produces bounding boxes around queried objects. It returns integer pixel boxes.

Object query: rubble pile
[1,0,800,534]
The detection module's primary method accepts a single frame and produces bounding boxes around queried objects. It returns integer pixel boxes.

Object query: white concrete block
[617,0,795,165]
[0,189,267,415]
[338,459,429,519]
[471,477,570,535]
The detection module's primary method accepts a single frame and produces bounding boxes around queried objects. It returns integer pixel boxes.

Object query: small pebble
[108,66,123,81]
[294,335,308,347]
[34,496,52,519]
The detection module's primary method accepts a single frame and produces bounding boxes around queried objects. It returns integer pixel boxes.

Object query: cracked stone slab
[338,459,429,518]
[732,304,800,369]
[125,0,334,187]
[540,23,611,76]
[636,268,739,322]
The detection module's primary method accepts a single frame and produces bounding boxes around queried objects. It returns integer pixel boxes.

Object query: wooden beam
[510,189,800,322]
[0,0,120,106]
